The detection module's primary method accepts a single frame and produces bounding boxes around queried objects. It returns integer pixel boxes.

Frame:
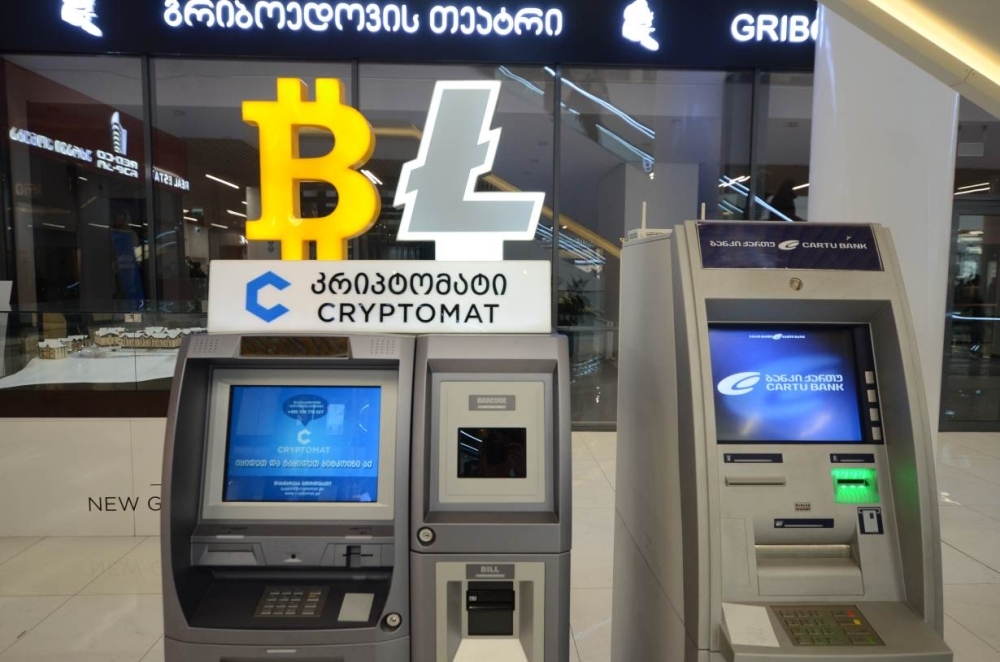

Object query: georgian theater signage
[2,0,820,70]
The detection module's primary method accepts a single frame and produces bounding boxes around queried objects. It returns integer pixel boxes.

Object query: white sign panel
[208,260,551,334]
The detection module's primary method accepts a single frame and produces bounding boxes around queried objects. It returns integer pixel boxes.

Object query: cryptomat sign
[206,77,552,334]
[3,0,819,70]
[209,260,552,333]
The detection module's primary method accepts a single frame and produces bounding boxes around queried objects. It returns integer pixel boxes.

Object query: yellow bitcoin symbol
[243,78,379,261]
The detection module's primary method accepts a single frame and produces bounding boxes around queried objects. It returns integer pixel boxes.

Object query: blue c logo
[246,271,291,323]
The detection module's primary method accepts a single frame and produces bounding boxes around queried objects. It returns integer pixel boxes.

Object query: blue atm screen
[223,385,381,503]
[709,327,864,443]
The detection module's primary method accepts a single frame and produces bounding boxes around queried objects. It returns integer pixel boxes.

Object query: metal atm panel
[409,334,572,662]
[161,334,413,661]
[612,223,951,662]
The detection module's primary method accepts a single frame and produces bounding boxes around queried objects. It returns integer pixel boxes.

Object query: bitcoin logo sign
[243,78,379,261]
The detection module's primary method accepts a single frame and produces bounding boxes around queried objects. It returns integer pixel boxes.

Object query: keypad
[773,605,883,647]
[255,586,328,618]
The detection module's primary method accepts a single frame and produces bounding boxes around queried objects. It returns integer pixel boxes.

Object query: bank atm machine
[613,222,952,661]
[161,334,414,661]
[410,334,573,662]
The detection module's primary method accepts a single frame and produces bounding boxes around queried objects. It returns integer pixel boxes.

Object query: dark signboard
[698,222,884,271]
[1,0,818,69]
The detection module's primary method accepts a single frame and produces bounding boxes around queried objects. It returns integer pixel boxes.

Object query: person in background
[768,179,804,222]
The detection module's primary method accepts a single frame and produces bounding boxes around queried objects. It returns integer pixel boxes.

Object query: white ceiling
[820,0,1000,120]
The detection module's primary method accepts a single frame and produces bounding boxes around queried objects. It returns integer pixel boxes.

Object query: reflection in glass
[751,72,813,222]
[3,55,147,314]
[941,212,1000,428]
[151,59,354,310]
[557,68,755,426]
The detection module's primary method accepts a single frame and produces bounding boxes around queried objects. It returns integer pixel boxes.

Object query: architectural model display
[37,326,207,359]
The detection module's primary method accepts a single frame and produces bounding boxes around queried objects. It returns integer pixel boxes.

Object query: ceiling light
[361,169,383,186]
[793,183,810,191]
[43,223,65,229]
[206,174,240,190]
[183,216,199,222]
[955,186,991,196]
[88,223,109,229]
[78,176,88,182]
[957,181,991,191]
[227,209,247,218]
[211,223,228,229]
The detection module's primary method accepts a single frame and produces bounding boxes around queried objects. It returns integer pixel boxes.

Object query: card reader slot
[725,476,786,486]
[196,545,260,567]
[755,544,853,559]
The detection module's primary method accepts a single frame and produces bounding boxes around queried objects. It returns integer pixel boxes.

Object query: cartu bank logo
[749,333,806,340]
[246,271,291,323]
[778,240,800,251]
[717,371,761,396]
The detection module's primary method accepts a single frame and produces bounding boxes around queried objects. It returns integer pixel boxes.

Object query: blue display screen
[708,327,865,443]
[223,385,381,503]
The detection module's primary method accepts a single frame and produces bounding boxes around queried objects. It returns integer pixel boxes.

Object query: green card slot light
[831,467,879,504]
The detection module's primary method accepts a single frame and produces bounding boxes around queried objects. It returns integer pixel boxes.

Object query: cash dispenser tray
[756,544,863,597]
[188,571,390,630]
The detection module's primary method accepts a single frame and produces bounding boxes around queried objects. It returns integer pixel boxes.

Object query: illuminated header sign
[697,222,883,271]
[5,0,819,70]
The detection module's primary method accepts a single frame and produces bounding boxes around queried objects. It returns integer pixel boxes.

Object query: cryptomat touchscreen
[223,385,381,503]
[708,325,868,443]
[200,369,398,522]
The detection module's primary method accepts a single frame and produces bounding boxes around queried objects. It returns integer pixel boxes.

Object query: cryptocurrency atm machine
[161,332,571,662]
[613,222,951,661]
[410,334,572,662]
[161,334,413,661]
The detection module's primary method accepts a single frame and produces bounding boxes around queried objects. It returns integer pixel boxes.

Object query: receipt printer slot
[467,581,515,636]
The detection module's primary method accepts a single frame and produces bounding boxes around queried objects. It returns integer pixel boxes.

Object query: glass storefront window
[752,72,813,222]
[557,68,754,426]
[3,55,147,314]
[1,54,811,424]
[151,59,354,311]
[941,208,1000,429]
[940,98,1000,431]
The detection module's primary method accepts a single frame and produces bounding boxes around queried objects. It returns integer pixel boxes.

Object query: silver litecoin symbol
[393,81,545,261]
[61,0,103,37]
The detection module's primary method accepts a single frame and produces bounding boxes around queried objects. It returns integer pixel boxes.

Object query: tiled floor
[0,432,998,661]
